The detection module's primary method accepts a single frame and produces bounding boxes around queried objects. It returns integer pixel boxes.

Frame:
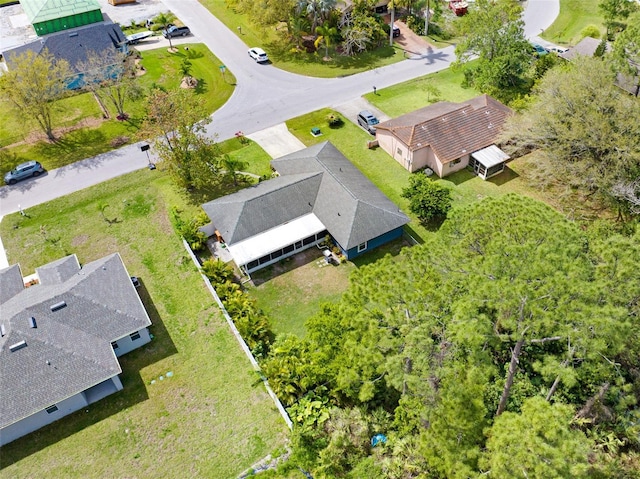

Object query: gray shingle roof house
[376,94,512,178]
[0,253,151,446]
[558,38,639,97]
[20,0,104,36]
[202,142,409,273]
[2,22,127,89]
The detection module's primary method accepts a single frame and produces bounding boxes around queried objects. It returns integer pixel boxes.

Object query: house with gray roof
[0,253,151,446]
[202,142,409,274]
[2,22,127,90]
[376,94,512,179]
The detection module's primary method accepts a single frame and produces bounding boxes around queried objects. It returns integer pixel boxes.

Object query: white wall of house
[378,132,412,171]
[441,154,470,177]
[111,327,151,357]
[0,375,125,446]
[1,391,88,446]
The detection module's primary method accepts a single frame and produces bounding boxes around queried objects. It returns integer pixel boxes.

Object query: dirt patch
[11,116,106,148]
[71,234,89,247]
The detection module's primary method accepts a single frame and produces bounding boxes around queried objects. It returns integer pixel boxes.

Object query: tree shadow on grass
[31,129,107,166]
[194,78,208,95]
[0,279,177,468]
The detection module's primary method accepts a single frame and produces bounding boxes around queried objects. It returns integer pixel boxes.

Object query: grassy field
[0,169,288,478]
[0,43,235,174]
[541,0,605,45]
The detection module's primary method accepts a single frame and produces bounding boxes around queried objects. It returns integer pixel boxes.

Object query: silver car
[4,161,45,185]
[357,110,379,135]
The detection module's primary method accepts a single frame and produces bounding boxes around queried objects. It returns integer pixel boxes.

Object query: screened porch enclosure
[469,145,510,180]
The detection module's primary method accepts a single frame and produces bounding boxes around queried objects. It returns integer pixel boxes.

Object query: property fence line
[181,238,293,430]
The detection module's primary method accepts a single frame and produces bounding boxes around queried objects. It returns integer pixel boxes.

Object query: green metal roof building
[20,0,103,36]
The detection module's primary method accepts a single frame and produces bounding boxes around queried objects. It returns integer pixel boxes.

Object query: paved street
[0,0,558,218]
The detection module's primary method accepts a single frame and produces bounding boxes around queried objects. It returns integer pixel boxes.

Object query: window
[130,332,141,341]
[283,244,294,254]
[271,249,283,260]
[46,405,58,414]
[357,242,367,253]
[396,147,402,156]
[451,158,461,167]
[302,235,315,246]
[111,341,119,350]
[247,260,259,270]
[294,241,303,250]
[259,254,271,265]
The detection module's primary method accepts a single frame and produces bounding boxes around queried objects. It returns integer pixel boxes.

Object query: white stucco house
[0,253,152,446]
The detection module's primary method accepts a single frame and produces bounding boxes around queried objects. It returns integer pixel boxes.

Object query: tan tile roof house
[0,253,152,446]
[376,94,512,178]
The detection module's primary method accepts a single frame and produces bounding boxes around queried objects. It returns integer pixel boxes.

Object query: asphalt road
[0,0,558,217]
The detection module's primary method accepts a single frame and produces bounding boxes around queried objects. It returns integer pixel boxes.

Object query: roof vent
[0,324,5,337]
[29,317,37,328]
[50,301,67,312]
[9,340,27,352]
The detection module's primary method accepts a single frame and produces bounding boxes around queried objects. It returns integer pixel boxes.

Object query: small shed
[469,145,510,180]
[20,0,104,36]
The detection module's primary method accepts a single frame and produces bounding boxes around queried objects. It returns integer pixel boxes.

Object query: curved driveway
[0,0,558,217]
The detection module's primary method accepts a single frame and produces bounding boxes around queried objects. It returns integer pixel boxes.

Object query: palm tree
[222,154,248,186]
[315,24,338,59]
[155,12,177,50]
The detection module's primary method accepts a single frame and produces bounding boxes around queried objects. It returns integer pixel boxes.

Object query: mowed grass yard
[0,169,288,478]
[541,0,605,45]
[0,43,235,174]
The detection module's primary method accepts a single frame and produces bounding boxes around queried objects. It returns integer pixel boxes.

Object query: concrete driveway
[247,124,306,159]
[334,98,391,133]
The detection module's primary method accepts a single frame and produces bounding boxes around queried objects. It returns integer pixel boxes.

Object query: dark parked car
[162,25,190,38]
[4,161,45,185]
[392,25,400,38]
[530,42,549,57]
[357,110,379,135]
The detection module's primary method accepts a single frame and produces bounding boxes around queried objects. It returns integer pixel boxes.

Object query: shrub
[401,173,452,223]
[326,113,343,128]
[169,207,209,251]
[202,258,235,283]
[580,25,601,40]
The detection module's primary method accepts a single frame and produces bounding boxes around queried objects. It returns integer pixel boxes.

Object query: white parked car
[248,47,269,63]
[549,46,569,54]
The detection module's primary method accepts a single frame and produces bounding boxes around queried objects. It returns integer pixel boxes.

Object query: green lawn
[0,43,235,174]
[0,169,288,478]
[541,0,605,45]
[365,66,480,117]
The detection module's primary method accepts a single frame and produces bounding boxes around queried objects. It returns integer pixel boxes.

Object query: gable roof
[20,0,101,24]
[203,142,409,251]
[558,36,604,61]
[0,253,151,429]
[3,23,125,73]
[376,94,512,163]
